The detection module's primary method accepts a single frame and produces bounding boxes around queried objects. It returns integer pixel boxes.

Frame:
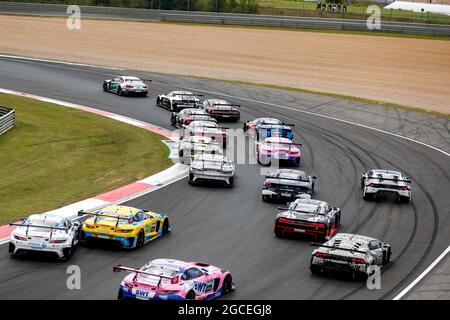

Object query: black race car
[201,99,240,122]
[262,169,316,202]
[170,108,216,128]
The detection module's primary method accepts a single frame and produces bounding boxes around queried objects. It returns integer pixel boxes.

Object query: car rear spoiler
[262,141,302,147]
[210,103,241,108]
[310,242,367,254]
[259,124,295,128]
[9,222,68,238]
[368,177,411,183]
[265,175,315,181]
[277,207,325,216]
[113,265,176,286]
[78,210,132,227]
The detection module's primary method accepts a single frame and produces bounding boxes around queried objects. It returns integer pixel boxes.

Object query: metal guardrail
[0,106,15,136]
[0,2,449,36]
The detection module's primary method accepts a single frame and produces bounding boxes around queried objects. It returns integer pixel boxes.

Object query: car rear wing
[277,207,325,216]
[78,210,132,227]
[310,242,367,254]
[9,222,68,238]
[261,141,302,148]
[209,103,241,108]
[367,176,411,183]
[266,175,315,181]
[259,123,295,128]
[113,265,176,286]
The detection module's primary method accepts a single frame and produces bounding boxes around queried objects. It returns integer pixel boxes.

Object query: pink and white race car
[114,258,234,300]
[256,137,302,166]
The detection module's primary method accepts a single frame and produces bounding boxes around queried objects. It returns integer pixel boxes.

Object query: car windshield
[27,216,64,227]
[291,203,320,214]
[96,211,134,224]
[138,263,180,280]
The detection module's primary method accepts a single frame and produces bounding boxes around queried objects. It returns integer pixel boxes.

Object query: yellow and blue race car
[78,205,170,249]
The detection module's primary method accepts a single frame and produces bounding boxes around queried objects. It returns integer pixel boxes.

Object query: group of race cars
[6,76,413,300]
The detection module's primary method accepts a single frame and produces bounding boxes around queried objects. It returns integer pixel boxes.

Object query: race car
[9,214,81,260]
[201,99,240,122]
[114,258,234,300]
[188,154,235,187]
[103,76,150,96]
[180,120,228,148]
[310,233,392,280]
[178,135,223,163]
[274,197,341,240]
[243,117,283,133]
[256,137,301,166]
[156,91,203,111]
[262,169,316,202]
[361,169,412,203]
[78,205,170,249]
[171,108,216,128]
[256,123,294,142]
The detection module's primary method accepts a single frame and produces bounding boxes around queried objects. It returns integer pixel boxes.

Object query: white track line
[2,55,450,299]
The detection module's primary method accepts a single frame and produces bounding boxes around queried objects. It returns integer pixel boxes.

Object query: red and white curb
[0,88,187,243]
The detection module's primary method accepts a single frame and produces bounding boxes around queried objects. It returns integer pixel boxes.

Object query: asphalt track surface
[0,57,449,300]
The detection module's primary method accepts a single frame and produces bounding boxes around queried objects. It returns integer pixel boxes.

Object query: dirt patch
[1,15,449,114]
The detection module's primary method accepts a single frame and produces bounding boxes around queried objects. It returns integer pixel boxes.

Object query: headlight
[84,224,95,229]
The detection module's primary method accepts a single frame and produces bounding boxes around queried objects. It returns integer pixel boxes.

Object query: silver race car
[103,76,150,96]
[188,154,235,187]
[310,233,392,280]
[274,197,341,240]
[157,91,203,111]
[361,169,412,203]
[180,120,228,148]
[178,135,223,164]
[9,214,81,260]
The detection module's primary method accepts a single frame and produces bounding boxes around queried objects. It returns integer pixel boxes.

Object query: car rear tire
[399,195,410,203]
[262,195,270,202]
[227,177,234,188]
[310,265,321,275]
[162,219,170,235]
[188,173,195,185]
[103,82,108,92]
[222,275,233,295]
[274,226,283,238]
[185,291,195,300]
[136,230,145,248]
[62,240,75,260]
[117,289,124,300]
[363,192,374,201]
[8,242,15,255]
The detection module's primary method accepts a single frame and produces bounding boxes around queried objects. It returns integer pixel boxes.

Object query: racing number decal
[193,281,207,294]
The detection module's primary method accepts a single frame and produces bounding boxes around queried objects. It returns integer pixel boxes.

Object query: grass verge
[0,93,172,225]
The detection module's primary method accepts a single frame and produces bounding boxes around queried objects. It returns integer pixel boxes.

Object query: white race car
[310,233,392,280]
[361,169,412,203]
[178,135,223,163]
[157,91,203,111]
[189,154,235,187]
[103,76,150,96]
[9,214,81,260]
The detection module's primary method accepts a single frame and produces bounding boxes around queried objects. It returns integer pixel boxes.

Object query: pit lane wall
[0,106,15,136]
[0,2,449,36]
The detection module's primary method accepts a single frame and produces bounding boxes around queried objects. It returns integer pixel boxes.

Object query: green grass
[0,93,172,225]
